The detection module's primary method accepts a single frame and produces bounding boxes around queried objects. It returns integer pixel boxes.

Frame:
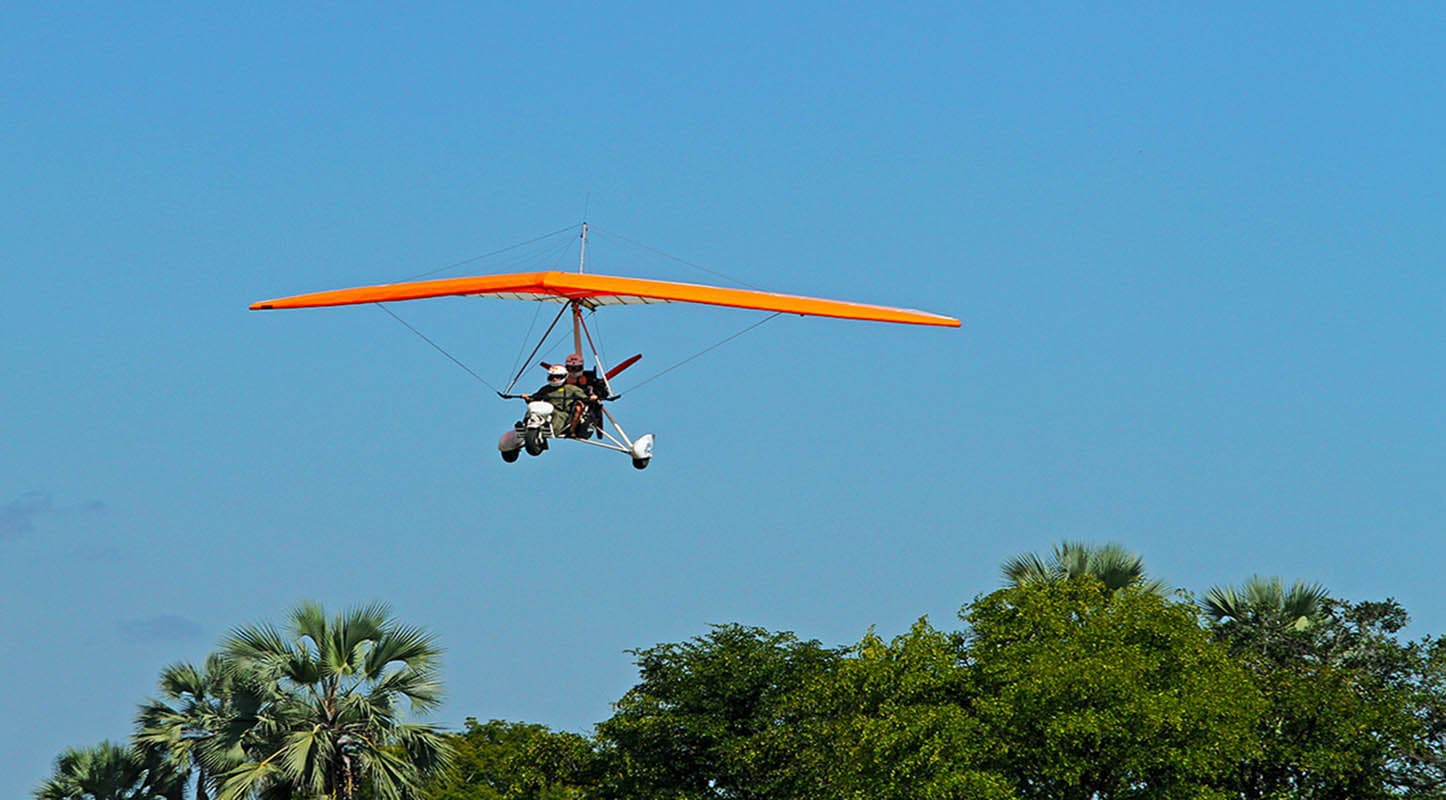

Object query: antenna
[577,221,588,274]
[573,222,588,354]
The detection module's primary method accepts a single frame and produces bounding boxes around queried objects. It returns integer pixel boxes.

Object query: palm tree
[213,600,453,800]
[36,741,184,800]
[1002,541,1167,594]
[135,653,264,800]
[1203,575,1327,632]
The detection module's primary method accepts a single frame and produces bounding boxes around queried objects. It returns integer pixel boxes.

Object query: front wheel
[632,457,650,470]
[524,428,545,456]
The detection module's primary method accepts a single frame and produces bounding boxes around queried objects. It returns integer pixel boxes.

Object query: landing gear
[524,428,545,456]
[501,448,520,463]
[629,434,655,471]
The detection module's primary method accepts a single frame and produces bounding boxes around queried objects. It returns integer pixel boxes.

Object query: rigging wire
[623,312,784,395]
[589,226,767,291]
[586,307,608,367]
[401,223,579,281]
[376,224,579,394]
[369,223,790,401]
[500,236,577,273]
[373,303,502,393]
[508,300,547,379]
[502,303,571,394]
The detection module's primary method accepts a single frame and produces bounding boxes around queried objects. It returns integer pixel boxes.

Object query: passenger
[523,364,590,436]
[563,353,591,388]
[562,353,604,437]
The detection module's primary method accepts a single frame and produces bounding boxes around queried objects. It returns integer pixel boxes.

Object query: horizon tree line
[37,542,1446,799]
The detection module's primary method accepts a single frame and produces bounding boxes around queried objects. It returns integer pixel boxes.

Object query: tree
[593,624,840,800]
[134,653,261,800]
[423,718,596,800]
[782,619,1015,800]
[213,600,453,800]
[964,579,1261,799]
[1396,634,1446,798]
[36,741,185,800]
[1203,575,1327,634]
[1001,541,1166,594]
[1210,595,1432,799]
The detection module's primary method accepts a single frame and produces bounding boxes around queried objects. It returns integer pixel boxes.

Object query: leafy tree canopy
[424,718,594,800]
[964,579,1262,800]
[592,623,841,800]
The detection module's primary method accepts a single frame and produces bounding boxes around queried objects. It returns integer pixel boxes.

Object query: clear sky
[3,3,1443,796]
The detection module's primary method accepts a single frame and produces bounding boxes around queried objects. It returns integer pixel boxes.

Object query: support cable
[624,312,784,395]
[402,223,580,281]
[508,301,547,379]
[373,303,502,393]
[589,227,767,291]
[501,303,571,395]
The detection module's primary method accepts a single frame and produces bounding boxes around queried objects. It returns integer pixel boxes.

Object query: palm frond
[390,724,454,776]
[370,667,444,711]
[1001,553,1053,586]
[204,601,446,800]
[289,600,330,650]
[1204,575,1329,630]
[364,625,442,678]
[224,624,293,670]
[1203,584,1243,622]
[1052,541,1094,578]
[212,756,285,800]
[280,728,331,796]
[1003,541,1165,594]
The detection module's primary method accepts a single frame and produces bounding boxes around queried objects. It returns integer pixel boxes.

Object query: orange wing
[250,271,960,328]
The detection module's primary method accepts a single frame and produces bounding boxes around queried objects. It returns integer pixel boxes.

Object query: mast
[572,222,588,356]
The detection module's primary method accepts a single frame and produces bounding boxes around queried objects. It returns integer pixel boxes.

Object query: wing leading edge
[250,271,960,328]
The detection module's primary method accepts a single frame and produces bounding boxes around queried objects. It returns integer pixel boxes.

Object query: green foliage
[134,653,266,800]
[964,579,1261,799]
[784,619,1015,800]
[1202,575,1327,634]
[36,741,185,800]
[592,624,841,800]
[36,552,1446,800]
[212,600,454,800]
[1001,541,1167,595]
[1212,596,1434,799]
[423,718,594,800]
[1397,636,1446,797]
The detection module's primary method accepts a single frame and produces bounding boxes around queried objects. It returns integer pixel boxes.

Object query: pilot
[523,364,591,436]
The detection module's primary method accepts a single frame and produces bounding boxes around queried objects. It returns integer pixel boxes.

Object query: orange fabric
[250,270,960,328]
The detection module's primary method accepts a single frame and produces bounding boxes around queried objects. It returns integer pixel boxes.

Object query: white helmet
[547,364,567,382]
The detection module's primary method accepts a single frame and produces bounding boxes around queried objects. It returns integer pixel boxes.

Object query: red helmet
[565,353,584,367]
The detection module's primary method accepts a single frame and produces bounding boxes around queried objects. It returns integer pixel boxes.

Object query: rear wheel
[524,428,545,456]
[632,457,650,470]
[501,448,520,463]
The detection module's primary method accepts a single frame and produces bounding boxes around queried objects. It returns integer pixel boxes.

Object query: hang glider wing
[249,271,960,328]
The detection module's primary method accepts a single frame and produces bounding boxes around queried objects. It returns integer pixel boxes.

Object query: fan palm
[135,653,266,800]
[36,741,184,800]
[1001,541,1167,594]
[213,600,453,800]
[1203,575,1327,631]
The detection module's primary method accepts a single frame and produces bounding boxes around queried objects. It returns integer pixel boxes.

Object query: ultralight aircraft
[250,224,959,469]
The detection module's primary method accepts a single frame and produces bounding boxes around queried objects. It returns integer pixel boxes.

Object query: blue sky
[3,3,1443,796]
